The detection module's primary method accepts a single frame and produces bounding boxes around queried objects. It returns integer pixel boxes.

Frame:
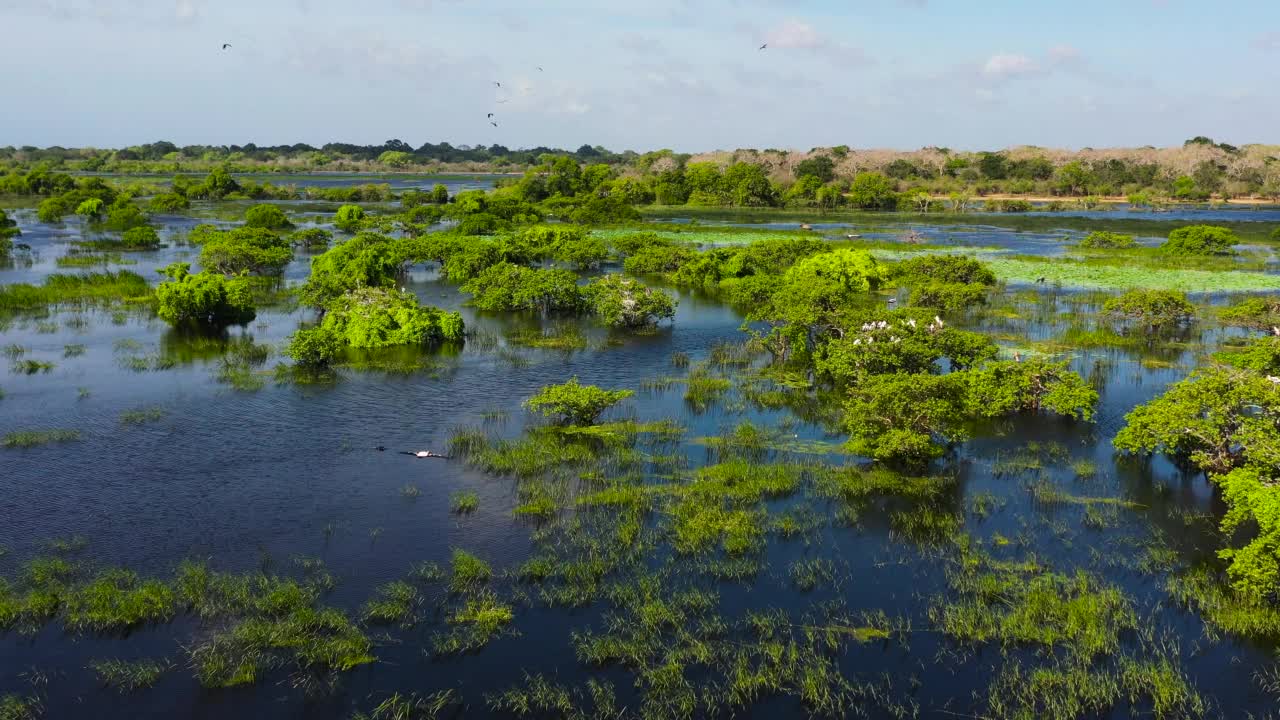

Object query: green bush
[523,377,633,425]
[102,202,150,232]
[243,204,294,230]
[1160,225,1237,256]
[0,209,19,243]
[75,198,105,219]
[1102,289,1196,327]
[334,205,366,232]
[908,282,989,311]
[120,226,162,250]
[847,173,898,210]
[148,192,190,212]
[319,287,464,348]
[460,262,585,313]
[286,326,344,367]
[623,244,696,274]
[299,233,402,308]
[154,263,256,327]
[891,255,996,286]
[199,227,293,276]
[1219,297,1280,330]
[583,274,677,328]
[431,184,450,204]
[37,196,71,223]
[1078,231,1135,249]
[290,228,333,249]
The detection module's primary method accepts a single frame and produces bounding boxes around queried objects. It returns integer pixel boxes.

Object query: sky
[2,0,1279,152]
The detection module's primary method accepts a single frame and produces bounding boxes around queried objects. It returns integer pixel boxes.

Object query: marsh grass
[2,344,25,359]
[985,256,1280,292]
[449,550,492,593]
[683,367,732,413]
[1027,479,1144,510]
[62,343,86,358]
[450,491,479,514]
[353,690,459,720]
[10,359,54,374]
[361,581,419,627]
[2,429,81,448]
[399,484,421,499]
[120,406,165,425]
[1166,567,1280,641]
[0,271,152,312]
[788,558,836,591]
[0,695,41,720]
[433,590,515,655]
[507,324,588,351]
[90,658,171,692]
[215,341,272,392]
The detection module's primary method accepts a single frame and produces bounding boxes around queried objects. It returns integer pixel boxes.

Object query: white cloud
[982,53,1037,78]
[765,19,823,49]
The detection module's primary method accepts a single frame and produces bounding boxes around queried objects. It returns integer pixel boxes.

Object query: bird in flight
[496,99,509,104]
[486,112,494,118]
[537,66,544,72]
[758,43,767,50]
[493,81,502,87]
[490,121,498,127]
[222,43,232,49]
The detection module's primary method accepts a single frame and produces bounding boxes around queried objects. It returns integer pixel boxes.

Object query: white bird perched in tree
[1272,325,1280,337]
[1267,375,1280,385]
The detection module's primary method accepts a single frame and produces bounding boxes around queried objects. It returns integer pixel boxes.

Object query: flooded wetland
[3,167,1280,720]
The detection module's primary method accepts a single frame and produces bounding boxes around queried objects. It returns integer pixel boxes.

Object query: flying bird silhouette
[493,81,502,87]
[758,43,767,50]
[537,66,544,71]
[490,121,498,127]
[496,99,509,104]
[222,43,232,49]
[486,113,494,118]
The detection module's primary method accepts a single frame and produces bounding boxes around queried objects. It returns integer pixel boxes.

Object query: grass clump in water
[0,271,152,311]
[90,658,170,692]
[360,581,419,627]
[432,590,515,655]
[2,429,81,449]
[62,343,86,358]
[450,491,479,514]
[11,359,54,374]
[449,549,492,593]
[788,558,836,591]
[120,406,165,425]
[64,569,176,632]
[352,691,459,720]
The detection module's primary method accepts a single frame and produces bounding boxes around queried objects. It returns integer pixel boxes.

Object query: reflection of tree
[158,325,243,366]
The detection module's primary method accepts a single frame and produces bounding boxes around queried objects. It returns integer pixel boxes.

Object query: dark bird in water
[486,112,494,118]
[759,43,767,50]
[490,121,498,127]
[221,43,232,49]
[374,445,386,452]
[1036,277,1046,283]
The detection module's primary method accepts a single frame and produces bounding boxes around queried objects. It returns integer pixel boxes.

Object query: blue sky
[2,0,1278,152]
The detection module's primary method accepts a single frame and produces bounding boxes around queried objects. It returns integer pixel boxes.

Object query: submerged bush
[1219,296,1280,329]
[891,255,996,286]
[285,327,344,367]
[102,202,150,232]
[198,227,293,276]
[148,192,190,212]
[523,377,634,425]
[243,204,293,230]
[154,262,256,327]
[0,209,19,243]
[334,204,366,232]
[1103,289,1196,327]
[290,228,333,249]
[1079,231,1135,249]
[299,233,401,308]
[461,262,585,314]
[119,226,161,250]
[582,274,677,328]
[1159,225,1237,256]
[320,287,464,348]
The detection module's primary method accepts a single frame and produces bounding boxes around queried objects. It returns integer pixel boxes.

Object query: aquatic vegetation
[0,271,151,311]
[284,326,343,368]
[434,590,515,655]
[1218,296,1280,330]
[361,581,419,626]
[461,262,585,313]
[682,368,732,412]
[981,256,1280,292]
[2,429,81,448]
[333,204,366,232]
[90,658,171,692]
[64,569,177,631]
[582,274,678,328]
[11,359,54,374]
[450,491,479,514]
[61,344,86,358]
[506,323,588,350]
[1102,289,1196,327]
[298,233,403,308]
[449,549,493,593]
[523,377,633,425]
[985,654,1205,720]
[1160,224,1238,256]
[0,695,40,720]
[352,691,459,720]
[1078,230,1136,248]
[120,406,165,425]
[243,204,293,230]
[788,557,836,591]
[320,287,464,348]
[154,263,256,327]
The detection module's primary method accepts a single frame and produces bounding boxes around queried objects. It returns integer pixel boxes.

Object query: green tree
[523,377,634,425]
[154,262,256,327]
[1054,161,1094,196]
[286,326,344,368]
[320,287,464,348]
[1078,231,1135,249]
[460,263,585,314]
[103,202,150,232]
[149,192,190,212]
[0,208,18,244]
[1102,289,1196,328]
[847,173,898,210]
[334,205,366,232]
[431,183,450,204]
[120,226,162,250]
[378,150,413,168]
[199,227,293,275]
[243,204,294,230]
[793,155,835,183]
[75,198,105,220]
[1160,225,1238,256]
[723,162,777,207]
[977,152,1009,180]
[583,275,678,328]
[299,233,402,308]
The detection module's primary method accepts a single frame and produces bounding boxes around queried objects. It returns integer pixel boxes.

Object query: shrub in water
[154,262,256,327]
[319,287,463,348]
[1159,225,1237,256]
[243,204,293,230]
[523,377,634,425]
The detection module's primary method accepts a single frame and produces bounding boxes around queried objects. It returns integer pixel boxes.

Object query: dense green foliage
[154,263,256,327]
[1079,231,1136,249]
[1102,289,1196,327]
[319,288,464,348]
[285,326,344,368]
[334,205,366,232]
[0,209,19,246]
[461,263,585,314]
[1160,225,1238,256]
[582,275,678,328]
[523,378,634,425]
[300,233,402,308]
[198,227,293,276]
[243,204,293,230]
[0,271,150,310]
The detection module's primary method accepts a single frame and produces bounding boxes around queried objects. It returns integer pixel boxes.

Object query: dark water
[1,208,1277,718]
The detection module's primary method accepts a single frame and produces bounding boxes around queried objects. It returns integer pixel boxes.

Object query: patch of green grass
[0,271,152,311]
[361,581,419,626]
[11,359,54,374]
[788,558,836,591]
[0,695,41,720]
[90,658,170,692]
[353,691,459,720]
[450,491,479,514]
[120,406,165,425]
[64,569,177,632]
[432,590,515,655]
[984,256,1280,292]
[2,429,81,448]
[507,323,588,351]
[1027,479,1144,510]
[1167,566,1280,641]
[449,549,492,593]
